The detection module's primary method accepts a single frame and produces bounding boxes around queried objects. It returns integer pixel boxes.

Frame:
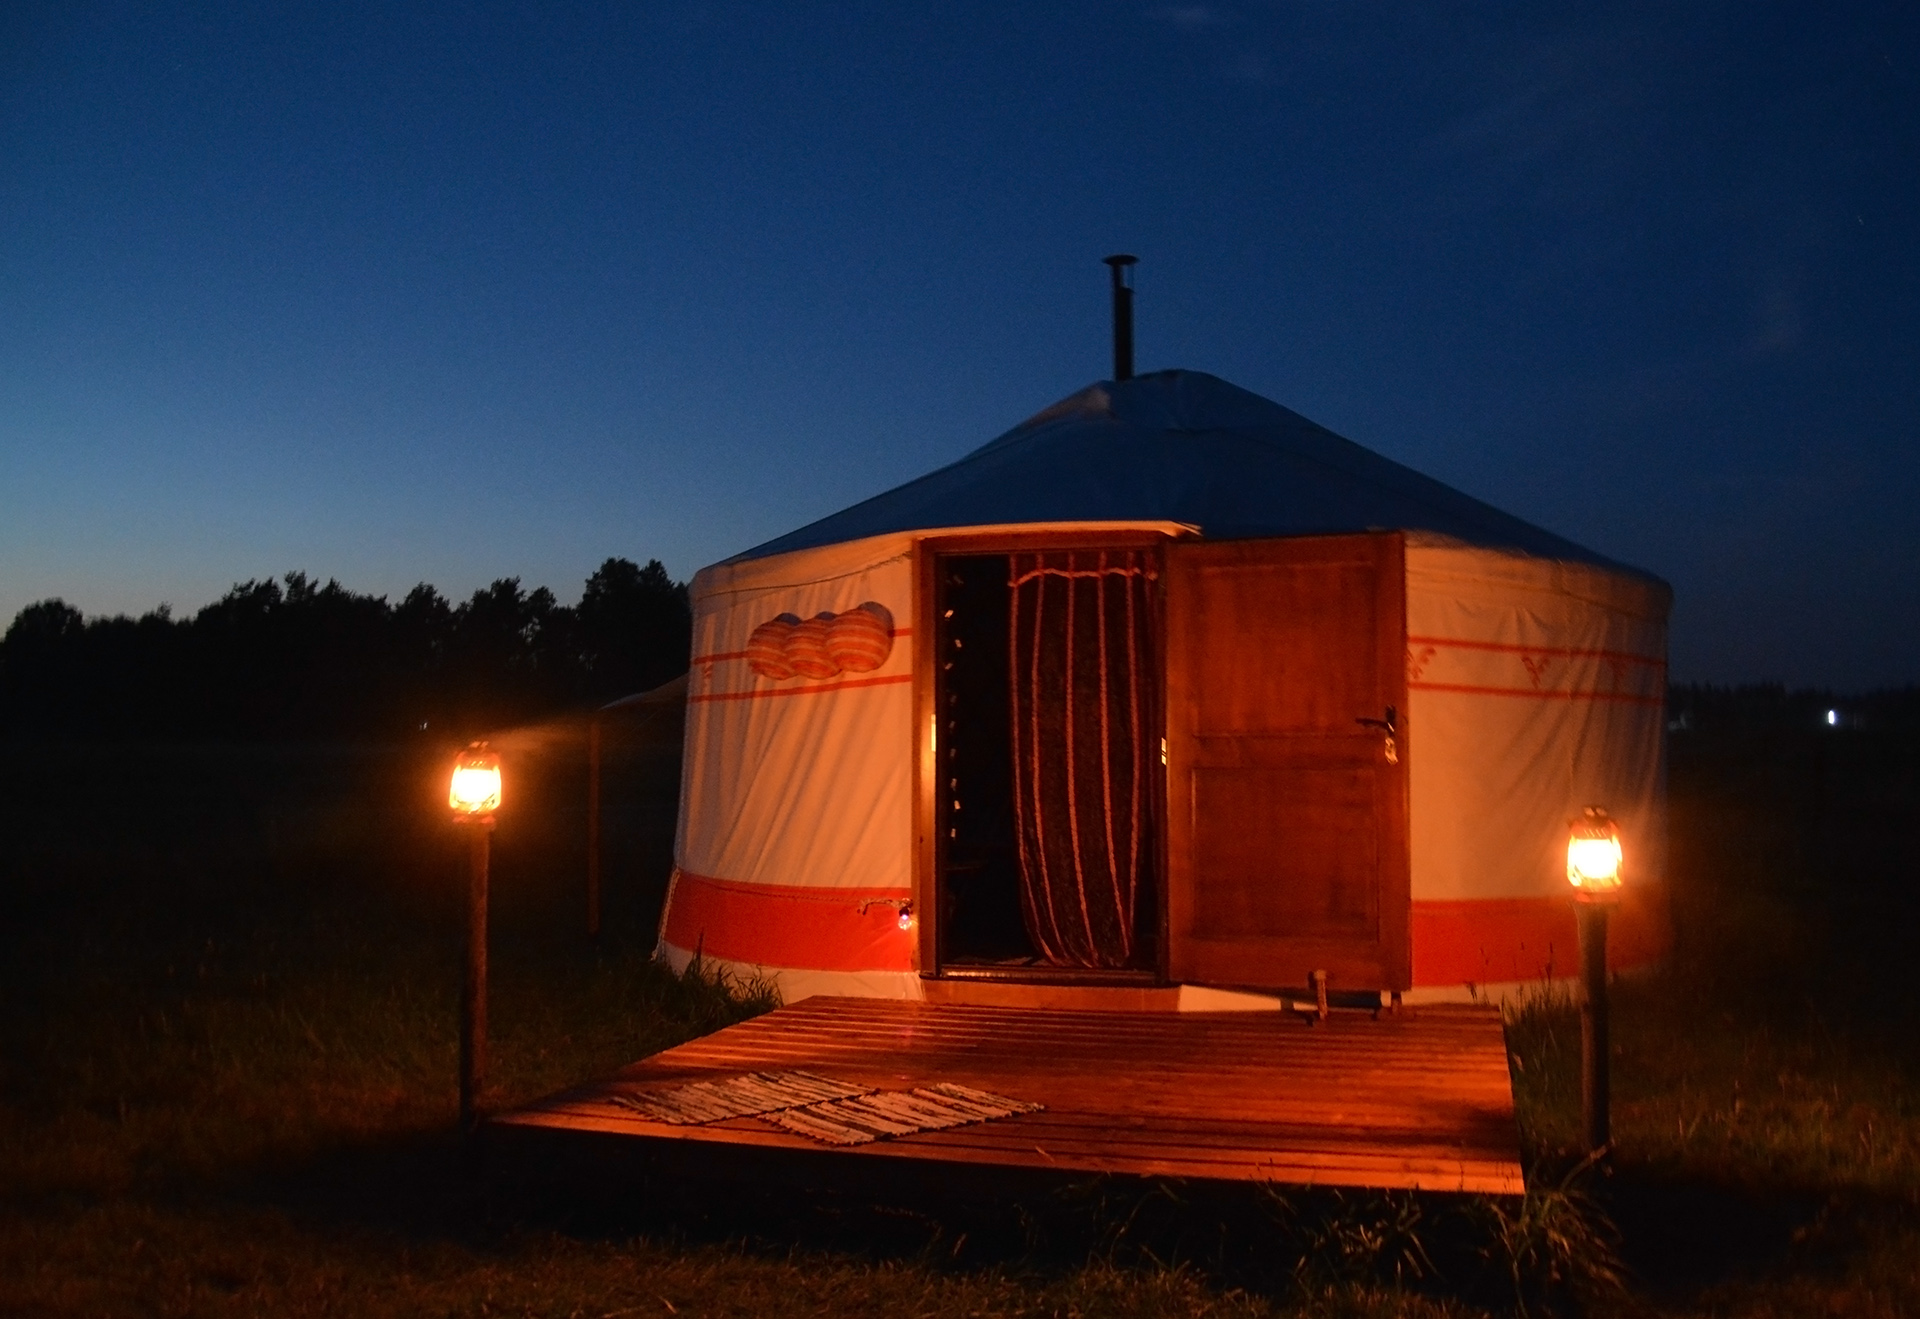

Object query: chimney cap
[1102,253,1138,269]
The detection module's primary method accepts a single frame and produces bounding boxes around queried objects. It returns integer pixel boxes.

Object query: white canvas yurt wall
[1402,542,1669,990]
[661,531,923,1001]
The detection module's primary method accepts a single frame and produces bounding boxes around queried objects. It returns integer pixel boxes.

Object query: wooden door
[1163,534,1410,992]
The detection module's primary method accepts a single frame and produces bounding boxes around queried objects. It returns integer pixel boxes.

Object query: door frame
[913,528,1179,983]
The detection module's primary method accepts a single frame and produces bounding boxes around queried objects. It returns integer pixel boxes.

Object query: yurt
[658,370,1670,1006]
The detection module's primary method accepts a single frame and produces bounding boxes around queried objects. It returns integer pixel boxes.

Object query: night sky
[3,2,1915,689]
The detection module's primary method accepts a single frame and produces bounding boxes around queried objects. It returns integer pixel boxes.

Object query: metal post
[1577,900,1611,1155]
[460,823,491,1133]
[587,715,602,941]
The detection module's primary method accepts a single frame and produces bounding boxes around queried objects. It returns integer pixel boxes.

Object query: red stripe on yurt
[1411,888,1671,987]
[688,673,914,704]
[1407,681,1665,706]
[1405,635,1665,667]
[661,871,914,971]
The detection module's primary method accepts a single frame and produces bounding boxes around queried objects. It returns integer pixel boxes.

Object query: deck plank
[493,997,1524,1195]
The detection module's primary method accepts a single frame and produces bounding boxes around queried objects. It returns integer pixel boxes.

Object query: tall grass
[4,703,1920,1316]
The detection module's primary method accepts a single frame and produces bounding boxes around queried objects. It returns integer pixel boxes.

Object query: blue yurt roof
[735,369,1651,578]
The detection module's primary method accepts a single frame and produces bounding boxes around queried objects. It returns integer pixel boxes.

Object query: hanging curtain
[1008,549,1157,969]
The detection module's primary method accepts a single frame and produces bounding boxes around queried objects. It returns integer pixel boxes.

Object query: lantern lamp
[1566,806,1623,900]
[450,743,502,820]
[447,741,501,1134]
[1566,804,1623,1157]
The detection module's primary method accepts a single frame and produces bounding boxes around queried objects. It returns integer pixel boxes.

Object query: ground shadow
[222,1119,1613,1313]
[1597,1162,1918,1301]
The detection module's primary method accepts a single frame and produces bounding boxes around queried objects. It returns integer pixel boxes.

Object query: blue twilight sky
[1,1,1915,688]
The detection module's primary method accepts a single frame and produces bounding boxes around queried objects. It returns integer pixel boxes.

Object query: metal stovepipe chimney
[1103,254,1138,381]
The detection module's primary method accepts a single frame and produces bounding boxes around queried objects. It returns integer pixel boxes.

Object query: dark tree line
[1667,682,1920,735]
[0,558,691,741]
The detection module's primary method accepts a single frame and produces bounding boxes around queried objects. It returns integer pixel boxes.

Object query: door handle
[1355,707,1399,764]
[1354,706,1397,734]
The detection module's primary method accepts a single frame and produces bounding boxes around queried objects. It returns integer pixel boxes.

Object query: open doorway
[931,547,1161,980]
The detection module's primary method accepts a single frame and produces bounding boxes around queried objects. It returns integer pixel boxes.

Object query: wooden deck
[492,997,1523,1195]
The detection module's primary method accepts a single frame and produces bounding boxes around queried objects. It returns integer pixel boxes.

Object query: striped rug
[769,1082,1044,1146]
[604,1070,873,1124]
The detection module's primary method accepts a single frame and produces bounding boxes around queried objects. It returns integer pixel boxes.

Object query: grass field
[3,699,1918,1317]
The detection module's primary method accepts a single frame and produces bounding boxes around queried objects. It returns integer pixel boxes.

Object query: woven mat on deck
[768,1082,1044,1146]
[605,1070,873,1124]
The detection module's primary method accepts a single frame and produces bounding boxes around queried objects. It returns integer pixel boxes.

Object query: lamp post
[586,714,602,941]
[449,742,502,1134]
[1567,805,1624,1157]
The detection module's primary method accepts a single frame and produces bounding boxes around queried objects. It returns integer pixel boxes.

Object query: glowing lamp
[1566,804,1623,1156]
[446,740,501,1133]
[1566,806,1623,899]
[450,743,502,821]
[858,896,915,930]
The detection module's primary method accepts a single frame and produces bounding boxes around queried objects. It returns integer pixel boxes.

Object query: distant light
[1567,806,1624,900]
[897,901,914,931]
[449,742,502,820]
[1827,709,1839,727]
